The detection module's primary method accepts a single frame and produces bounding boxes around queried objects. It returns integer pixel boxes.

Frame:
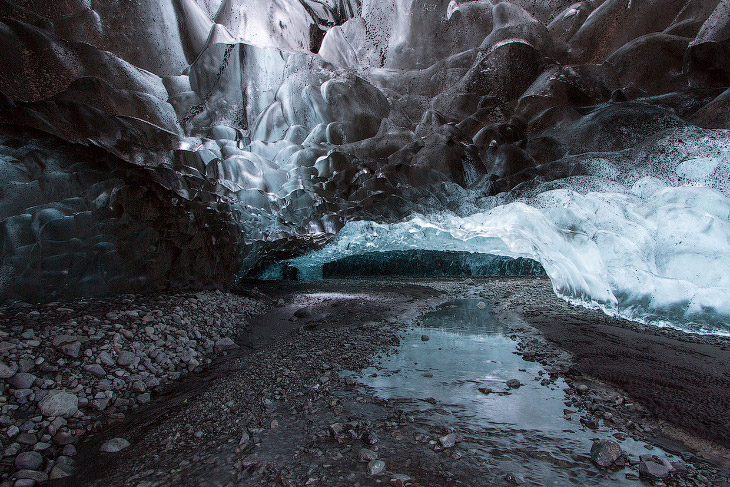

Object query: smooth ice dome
[0,0,729,333]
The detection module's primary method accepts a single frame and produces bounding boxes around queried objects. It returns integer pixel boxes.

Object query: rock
[98,351,115,367]
[116,350,137,367]
[52,335,78,347]
[390,473,411,486]
[8,372,36,389]
[13,479,37,487]
[52,431,75,445]
[639,459,670,479]
[504,472,524,484]
[576,384,589,393]
[214,338,238,352]
[49,463,74,480]
[358,448,378,462]
[62,444,77,456]
[15,451,43,470]
[476,301,487,309]
[59,341,81,358]
[591,439,623,468]
[7,425,20,437]
[367,459,386,476]
[506,379,522,389]
[83,364,107,378]
[15,470,48,483]
[38,391,79,418]
[17,433,37,445]
[361,431,378,445]
[329,423,344,438]
[0,360,18,378]
[293,307,311,318]
[421,335,430,341]
[100,437,131,453]
[439,433,457,448]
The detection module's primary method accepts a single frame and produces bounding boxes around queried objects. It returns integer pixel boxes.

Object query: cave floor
[65,278,730,487]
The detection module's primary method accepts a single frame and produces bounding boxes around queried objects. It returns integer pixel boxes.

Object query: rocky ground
[0,278,729,486]
[0,290,267,486]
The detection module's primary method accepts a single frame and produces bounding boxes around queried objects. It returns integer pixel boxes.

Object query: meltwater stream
[356,299,677,485]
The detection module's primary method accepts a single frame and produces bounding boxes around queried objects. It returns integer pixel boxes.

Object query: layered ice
[1,0,729,332]
[282,181,730,332]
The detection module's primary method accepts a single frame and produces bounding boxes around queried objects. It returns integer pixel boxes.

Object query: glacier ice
[1,0,729,333]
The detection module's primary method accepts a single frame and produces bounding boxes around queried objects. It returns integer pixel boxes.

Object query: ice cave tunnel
[2,0,728,332]
[1,1,730,484]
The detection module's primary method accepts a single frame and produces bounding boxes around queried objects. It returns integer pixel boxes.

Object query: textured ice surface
[283,182,730,331]
[1,0,729,332]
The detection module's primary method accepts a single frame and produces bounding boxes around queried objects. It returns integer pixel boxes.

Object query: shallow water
[357,299,676,485]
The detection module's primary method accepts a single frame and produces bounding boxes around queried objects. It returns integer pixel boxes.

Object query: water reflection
[357,299,675,485]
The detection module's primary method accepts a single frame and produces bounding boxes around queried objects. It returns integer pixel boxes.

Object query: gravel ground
[0,290,267,485]
[1,278,729,487]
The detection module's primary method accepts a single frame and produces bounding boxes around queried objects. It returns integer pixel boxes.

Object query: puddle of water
[356,299,676,485]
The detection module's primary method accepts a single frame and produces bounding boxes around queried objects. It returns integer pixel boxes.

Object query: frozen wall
[0,0,728,331]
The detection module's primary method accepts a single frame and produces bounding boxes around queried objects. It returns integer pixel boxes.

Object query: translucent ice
[283,184,730,332]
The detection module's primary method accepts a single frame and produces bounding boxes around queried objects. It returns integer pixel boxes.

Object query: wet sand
[486,278,730,459]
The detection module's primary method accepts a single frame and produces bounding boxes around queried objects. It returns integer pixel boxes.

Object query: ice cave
[0,0,729,486]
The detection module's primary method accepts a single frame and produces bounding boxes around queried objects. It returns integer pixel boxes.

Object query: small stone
[361,431,378,445]
[0,360,18,379]
[591,439,623,468]
[506,379,522,389]
[62,444,77,456]
[100,437,130,453]
[15,470,48,483]
[49,463,74,480]
[53,431,75,445]
[98,351,115,367]
[421,335,430,341]
[59,341,81,358]
[293,307,311,319]
[476,301,487,309]
[367,459,386,476]
[214,338,238,352]
[116,351,137,367]
[239,431,250,446]
[83,364,106,378]
[439,433,457,449]
[576,384,589,393]
[15,451,43,470]
[639,459,670,479]
[358,448,378,462]
[329,423,344,438]
[504,472,524,484]
[38,391,79,418]
[390,473,411,486]
[8,372,36,389]
[7,425,20,437]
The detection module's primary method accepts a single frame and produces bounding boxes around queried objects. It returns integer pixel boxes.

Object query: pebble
[8,372,36,389]
[0,359,18,378]
[15,451,43,470]
[0,290,261,482]
[357,448,378,462]
[100,438,131,453]
[390,473,411,486]
[639,458,671,479]
[590,439,623,468]
[367,459,386,476]
[38,391,78,418]
[439,433,457,449]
